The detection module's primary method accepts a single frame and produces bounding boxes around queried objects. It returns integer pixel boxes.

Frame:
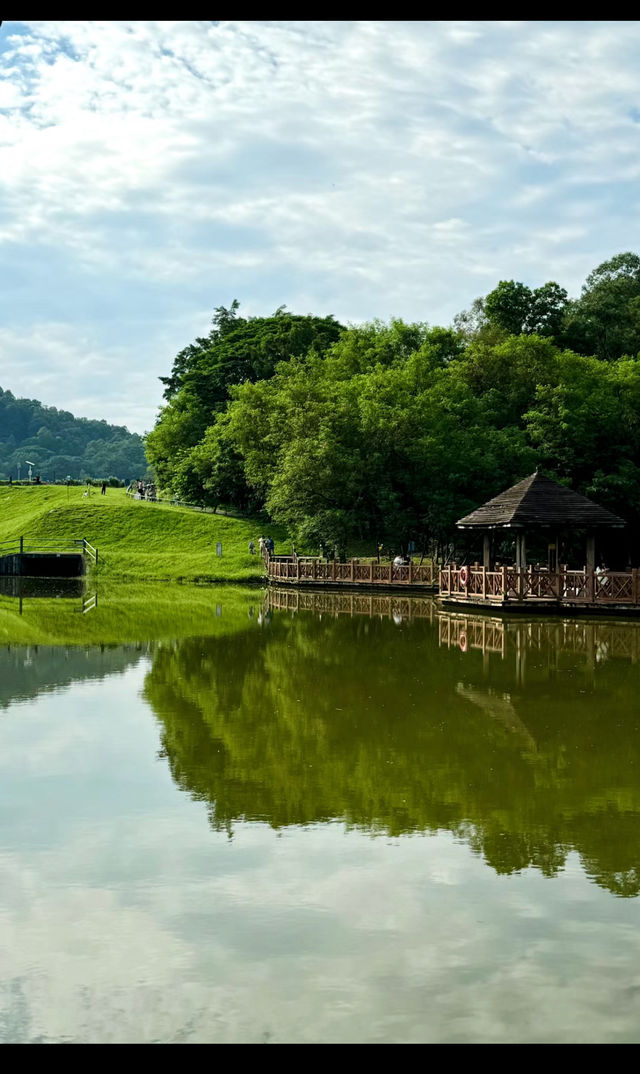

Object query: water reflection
[0,643,148,709]
[0,575,96,615]
[146,591,640,898]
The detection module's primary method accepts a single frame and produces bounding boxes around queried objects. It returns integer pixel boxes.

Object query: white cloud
[1,20,640,430]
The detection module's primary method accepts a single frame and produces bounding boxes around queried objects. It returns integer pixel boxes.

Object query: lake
[1,581,639,1043]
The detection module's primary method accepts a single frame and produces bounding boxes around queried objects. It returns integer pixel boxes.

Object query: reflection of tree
[0,644,145,710]
[145,611,640,897]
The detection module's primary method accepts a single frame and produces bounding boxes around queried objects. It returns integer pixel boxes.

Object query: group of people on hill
[249,536,275,556]
[128,479,157,502]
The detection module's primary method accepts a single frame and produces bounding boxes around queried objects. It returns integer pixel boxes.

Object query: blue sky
[1,20,640,433]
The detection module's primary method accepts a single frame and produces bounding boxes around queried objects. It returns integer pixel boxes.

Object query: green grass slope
[0,486,289,582]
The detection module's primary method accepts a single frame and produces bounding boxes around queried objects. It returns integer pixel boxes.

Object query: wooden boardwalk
[265,553,437,589]
[264,551,640,615]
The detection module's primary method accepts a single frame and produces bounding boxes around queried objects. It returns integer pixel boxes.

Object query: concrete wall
[0,553,85,577]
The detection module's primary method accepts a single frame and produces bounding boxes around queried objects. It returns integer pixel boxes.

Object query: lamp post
[26,461,35,484]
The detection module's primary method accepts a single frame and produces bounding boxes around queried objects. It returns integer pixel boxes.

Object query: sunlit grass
[0,485,289,582]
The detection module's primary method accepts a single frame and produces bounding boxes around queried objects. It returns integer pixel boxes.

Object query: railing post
[350,559,354,583]
[501,566,507,600]
[633,568,639,606]
[296,557,300,581]
[482,566,487,600]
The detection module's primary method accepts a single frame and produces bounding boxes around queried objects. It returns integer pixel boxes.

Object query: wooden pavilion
[439,472,638,610]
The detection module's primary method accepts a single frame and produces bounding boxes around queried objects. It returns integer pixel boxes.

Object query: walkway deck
[440,564,640,615]
[265,554,437,589]
[264,552,640,615]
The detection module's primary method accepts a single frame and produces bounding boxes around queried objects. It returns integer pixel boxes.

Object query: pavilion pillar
[514,532,526,570]
[515,532,526,600]
[586,533,595,601]
[483,533,491,570]
[483,533,490,592]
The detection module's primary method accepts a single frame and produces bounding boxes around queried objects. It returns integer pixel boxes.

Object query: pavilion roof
[457,472,626,530]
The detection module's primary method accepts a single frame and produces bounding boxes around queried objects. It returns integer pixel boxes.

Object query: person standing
[101,481,107,496]
[249,540,256,555]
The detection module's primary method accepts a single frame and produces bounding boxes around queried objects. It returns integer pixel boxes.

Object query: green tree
[484,279,568,337]
[562,252,640,361]
[146,303,343,496]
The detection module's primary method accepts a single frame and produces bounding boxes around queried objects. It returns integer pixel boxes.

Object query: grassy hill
[0,485,289,583]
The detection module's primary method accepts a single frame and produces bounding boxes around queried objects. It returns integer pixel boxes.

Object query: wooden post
[633,567,639,606]
[502,565,507,600]
[482,565,487,600]
[312,558,317,581]
[586,534,595,602]
[483,534,490,571]
[350,559,354,583]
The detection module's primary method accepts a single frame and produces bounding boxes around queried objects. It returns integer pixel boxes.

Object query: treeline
[145,252,640,553]
[0,387,150,483]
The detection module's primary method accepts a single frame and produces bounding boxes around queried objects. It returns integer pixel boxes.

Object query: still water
[1,582,640,1043]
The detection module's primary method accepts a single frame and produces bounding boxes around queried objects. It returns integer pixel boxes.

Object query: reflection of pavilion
[438,607,640,682]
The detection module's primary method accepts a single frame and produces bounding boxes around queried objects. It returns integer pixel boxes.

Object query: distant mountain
[0,386,151,483]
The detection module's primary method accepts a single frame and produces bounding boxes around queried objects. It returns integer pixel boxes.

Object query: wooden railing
[439,565,640,605]
[265,554,437,588]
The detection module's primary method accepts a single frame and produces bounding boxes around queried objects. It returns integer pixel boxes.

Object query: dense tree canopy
[145,302,343,495]
[0,387,149,483]
[145,254,640,554]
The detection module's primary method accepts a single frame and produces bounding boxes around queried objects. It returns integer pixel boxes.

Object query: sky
[1,20,640,435]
